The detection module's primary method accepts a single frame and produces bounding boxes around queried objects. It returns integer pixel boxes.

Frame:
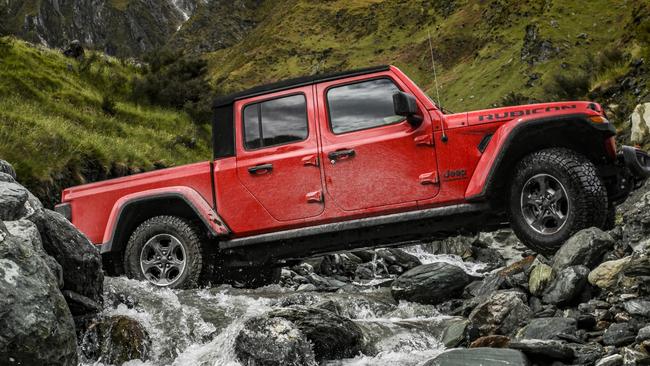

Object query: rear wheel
[124,216,203,289]
[508,148,608,255]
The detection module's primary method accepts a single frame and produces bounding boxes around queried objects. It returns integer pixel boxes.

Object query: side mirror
[393,91,422,126]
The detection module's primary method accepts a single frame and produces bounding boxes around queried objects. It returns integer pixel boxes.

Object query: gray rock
[568,343,604,365]
[621,347,650,365]
[0,160,16,179]
[469,290,532,336]
[631,102,650,144]
[268,306,364,360]
[551,228,614,271]
[637,325,650,342]
[542,265,590,305]
[603,322,637,346]
[0,172,15,183]
[0,181,28,221]
[424,348,529,366]
[595,354,623,366]
[514,317,577,341]
[235,316,316,366]
[391,262,471,305]
[377,248,422,270]
[441,318,471,347]
[39,209,103,315]
[0,224,77,365]
[508,339,574,361]
[529,262,554,296]
[589,257,631,289]
[623,299,650,318]
[81,315,150,365]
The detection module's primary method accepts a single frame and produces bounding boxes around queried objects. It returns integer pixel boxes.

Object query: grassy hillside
[0,37,210,205]
[204,0,649,120]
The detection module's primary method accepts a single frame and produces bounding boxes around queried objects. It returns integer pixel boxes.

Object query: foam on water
[403,245,488,276]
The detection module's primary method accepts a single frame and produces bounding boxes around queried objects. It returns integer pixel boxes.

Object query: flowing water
[80,247,512,366]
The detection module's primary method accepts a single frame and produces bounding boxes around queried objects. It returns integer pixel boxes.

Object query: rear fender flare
[465,114,615,201]
[101,186,229,253]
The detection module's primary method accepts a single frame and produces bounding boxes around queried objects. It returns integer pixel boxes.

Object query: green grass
[0,37,209,204]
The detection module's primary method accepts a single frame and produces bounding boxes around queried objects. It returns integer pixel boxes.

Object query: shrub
[542,72,590,101]
[501,92,531,107]
[101,95,117,116]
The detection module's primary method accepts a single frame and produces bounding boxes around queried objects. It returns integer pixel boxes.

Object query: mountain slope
[0,0,200,57]
[0,37,209,205]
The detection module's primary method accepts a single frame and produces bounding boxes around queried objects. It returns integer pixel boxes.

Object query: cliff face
[0,0,201,57]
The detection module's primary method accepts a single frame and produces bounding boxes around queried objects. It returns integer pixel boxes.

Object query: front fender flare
[101,186,230,253]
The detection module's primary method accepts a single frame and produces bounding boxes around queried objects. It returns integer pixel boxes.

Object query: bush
[101,95,117,116]
[501,92,532,107]
[132,49,213,124]
[542,72,590,101]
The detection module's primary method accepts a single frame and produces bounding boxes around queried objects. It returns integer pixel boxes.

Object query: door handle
[248,163,273,174]
[328,149,356,163]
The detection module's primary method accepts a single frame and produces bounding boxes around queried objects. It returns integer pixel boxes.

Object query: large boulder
[39,209,103,315]
[542,265,590,305]
[81,315,151,365]
[391,262,471,305]
[268,306,365,360]
[514,317,577,341]
[631,102,650,144]
[551,228,614,271]
[424,348,529,366]
[0,181,28,221]
[235,316,317,366]
[469,290,532,337]
[588,257,631,289]
[0,222,78,365]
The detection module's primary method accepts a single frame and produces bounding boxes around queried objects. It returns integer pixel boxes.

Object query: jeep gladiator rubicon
[56,65,650,288]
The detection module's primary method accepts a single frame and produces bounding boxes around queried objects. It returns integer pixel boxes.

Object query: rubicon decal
[479,104,577,122]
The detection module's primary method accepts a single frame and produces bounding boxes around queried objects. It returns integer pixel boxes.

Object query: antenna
[428,30,448,143]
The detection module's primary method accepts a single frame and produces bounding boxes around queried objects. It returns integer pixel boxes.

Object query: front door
[317,76,439,211]
[235,86,324,222]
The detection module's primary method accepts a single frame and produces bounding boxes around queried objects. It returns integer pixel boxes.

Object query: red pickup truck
[56,65,650,288]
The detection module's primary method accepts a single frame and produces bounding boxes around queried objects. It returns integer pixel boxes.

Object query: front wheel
[508,148,608,255]
[124,216,203,288]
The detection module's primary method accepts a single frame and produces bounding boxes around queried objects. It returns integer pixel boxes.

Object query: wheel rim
[520,173,570,235]
[139,234,186,286]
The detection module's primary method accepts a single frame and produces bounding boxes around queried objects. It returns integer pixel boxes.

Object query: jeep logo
[443,169,467,180]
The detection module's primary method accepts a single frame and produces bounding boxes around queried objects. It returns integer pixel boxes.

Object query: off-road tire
[124,216,203,289]
[509,148,608,255]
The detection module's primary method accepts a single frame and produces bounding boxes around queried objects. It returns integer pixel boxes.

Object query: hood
[465,101,602,126]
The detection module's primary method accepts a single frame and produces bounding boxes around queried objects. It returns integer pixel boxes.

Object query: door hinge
[419,172,439,185]
[302,154,320,167]
[414,135,435,147]
[305,190,324,203]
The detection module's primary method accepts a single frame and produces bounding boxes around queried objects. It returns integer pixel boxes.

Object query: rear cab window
[242,94,308,150]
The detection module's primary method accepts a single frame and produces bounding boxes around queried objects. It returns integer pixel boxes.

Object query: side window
[242,94,308,150]
[327,78,403,134]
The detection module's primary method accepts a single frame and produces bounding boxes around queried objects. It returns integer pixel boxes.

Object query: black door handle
[248,163,273,174]
[328,149,356,161]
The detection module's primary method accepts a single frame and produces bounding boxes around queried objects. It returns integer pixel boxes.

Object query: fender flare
[101,186,230,253]
[465,113,616,201]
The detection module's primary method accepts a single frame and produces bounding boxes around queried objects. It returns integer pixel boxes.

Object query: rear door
[316,75,439,211]
[235,86,324,221]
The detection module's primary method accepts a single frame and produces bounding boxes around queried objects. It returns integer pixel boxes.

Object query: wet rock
[377,248,422,270]
[0,223,77,365]
[422,235,474,259]
[623,299,650,318]
[603,322,637,346]
[551,228,614,271]
[542,265,590,305]
[596,354,624,366]
[424,347,529,366]
[235,316,316,366]
[0,181,28,221]
[391,262,471,305]
[621,347,650,364]
[63,40,85,59]
[0,160,16,179]
[529,262,554,296]
[81,315,150,365]
[465,274,506,298]
[441,318,471,347]
[471,246,506,271]
[509,339,574,361]
[469,335,511,348]
[589,257,631,289]
[469,290,532,337]
[514,317,577,341]
[638,325,650,342]
[498,256,535,278]
[268,306,364,360]
[631,102,650,144]
[39,209,103,314]
[569,343,604,365]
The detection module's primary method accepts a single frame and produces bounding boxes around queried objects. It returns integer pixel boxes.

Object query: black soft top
[212,65,390,159]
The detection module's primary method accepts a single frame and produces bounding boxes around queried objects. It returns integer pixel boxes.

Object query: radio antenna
[428,30,448,142]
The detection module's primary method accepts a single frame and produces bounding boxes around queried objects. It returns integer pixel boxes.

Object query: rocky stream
[2,157,650,366]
